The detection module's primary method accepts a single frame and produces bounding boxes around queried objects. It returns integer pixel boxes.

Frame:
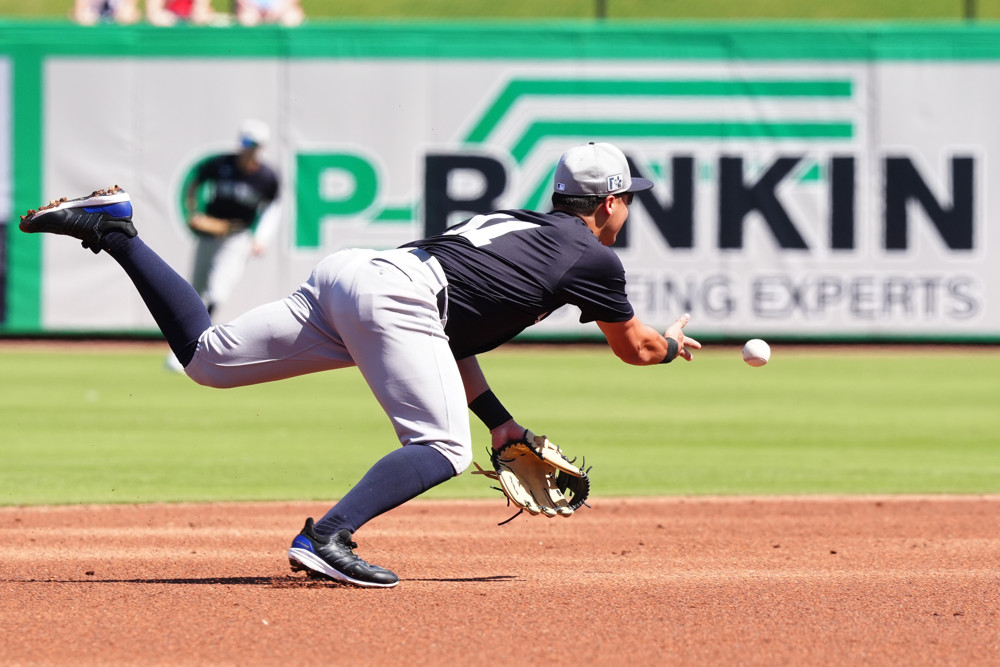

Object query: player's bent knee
[429,441,473,475]
[184,368,230,388]
[453,453,473,475]
[183,361,244,389]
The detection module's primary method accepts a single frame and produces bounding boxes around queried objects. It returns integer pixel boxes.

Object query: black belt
[435,288,447,320]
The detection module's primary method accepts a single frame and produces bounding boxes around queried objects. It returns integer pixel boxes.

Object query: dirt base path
[1,496,998,666]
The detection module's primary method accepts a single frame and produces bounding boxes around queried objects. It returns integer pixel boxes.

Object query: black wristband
[468,390,513,430]
[660,337,679,364]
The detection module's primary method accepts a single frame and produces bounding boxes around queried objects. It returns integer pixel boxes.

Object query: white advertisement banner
[40,57,993,339]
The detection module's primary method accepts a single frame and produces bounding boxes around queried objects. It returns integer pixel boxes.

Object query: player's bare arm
[456,356,527,449]
[184,177,201,221]
[184,178,225,236]
[598,312,701,365]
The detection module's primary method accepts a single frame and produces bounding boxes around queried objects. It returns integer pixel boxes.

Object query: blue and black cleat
[288,518,399,588]
[19,185,136,253]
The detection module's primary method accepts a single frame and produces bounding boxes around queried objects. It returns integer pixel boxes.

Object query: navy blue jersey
[196,154,279,226]
[406,209,634,359]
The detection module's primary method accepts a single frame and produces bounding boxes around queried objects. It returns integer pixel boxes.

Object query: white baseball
[742,339,770,367]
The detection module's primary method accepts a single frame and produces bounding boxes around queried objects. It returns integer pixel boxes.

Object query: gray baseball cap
[553,142,654,196]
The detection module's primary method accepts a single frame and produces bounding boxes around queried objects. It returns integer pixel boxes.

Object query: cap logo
[607,174,624,191]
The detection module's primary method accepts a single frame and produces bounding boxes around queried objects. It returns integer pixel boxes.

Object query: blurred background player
[233,0,304,26]
[73,0,140,24]
[166,119,281,371]
[146,0,216,26]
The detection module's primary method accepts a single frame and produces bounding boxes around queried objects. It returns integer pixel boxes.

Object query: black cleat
[19,185,136,253]
[288,518,399,588]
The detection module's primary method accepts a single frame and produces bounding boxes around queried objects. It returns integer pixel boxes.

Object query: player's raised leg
[20,186,212,366]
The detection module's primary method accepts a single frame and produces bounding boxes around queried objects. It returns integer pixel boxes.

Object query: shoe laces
[339,536,378,568]
[330,531,359,554]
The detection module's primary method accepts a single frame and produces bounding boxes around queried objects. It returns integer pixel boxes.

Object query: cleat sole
[287,548,399,588]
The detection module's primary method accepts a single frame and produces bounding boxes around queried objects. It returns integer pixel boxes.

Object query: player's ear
[600,195,616,215]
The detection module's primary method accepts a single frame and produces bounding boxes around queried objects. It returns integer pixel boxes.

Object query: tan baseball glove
[472,430,590,525]
[188,213,235,237]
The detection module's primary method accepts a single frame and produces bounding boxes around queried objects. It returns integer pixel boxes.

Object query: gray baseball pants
[184,247,472,474]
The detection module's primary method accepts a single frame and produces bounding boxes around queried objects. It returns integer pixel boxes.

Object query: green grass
[2,344,998,506]
[4,0,1000,20]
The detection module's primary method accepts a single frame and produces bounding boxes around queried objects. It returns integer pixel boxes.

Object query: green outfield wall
[2,21,999,341]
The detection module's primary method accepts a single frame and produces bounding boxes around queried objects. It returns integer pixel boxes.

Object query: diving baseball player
[19,142,700,588]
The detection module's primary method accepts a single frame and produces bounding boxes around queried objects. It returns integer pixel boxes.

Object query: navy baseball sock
[101,231,212,366]
[314,444,456,536]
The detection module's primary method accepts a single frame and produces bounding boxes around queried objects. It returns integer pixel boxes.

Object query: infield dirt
[1,496,998,665]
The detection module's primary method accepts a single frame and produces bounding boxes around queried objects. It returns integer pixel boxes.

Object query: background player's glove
[472,430,590,525]
[188,213,237,237]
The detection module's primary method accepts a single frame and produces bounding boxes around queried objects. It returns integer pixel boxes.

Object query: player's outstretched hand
[665,312,701,361]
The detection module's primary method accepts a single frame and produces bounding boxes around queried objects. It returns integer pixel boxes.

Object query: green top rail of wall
[5,20,1000,59]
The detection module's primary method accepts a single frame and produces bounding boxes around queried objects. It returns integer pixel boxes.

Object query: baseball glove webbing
[472,430,591,525]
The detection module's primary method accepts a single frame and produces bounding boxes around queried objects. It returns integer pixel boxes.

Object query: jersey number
[444,214,539,247]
